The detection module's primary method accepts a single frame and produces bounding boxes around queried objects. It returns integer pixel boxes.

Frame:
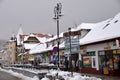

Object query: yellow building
[6,38,17,64]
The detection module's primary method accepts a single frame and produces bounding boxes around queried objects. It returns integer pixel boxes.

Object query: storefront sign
[80,46,87,54]
[117,50,120,54]
[82,51,95,56]
[63,30,80,37]
[104,46,111,50]
[113,50,120,54]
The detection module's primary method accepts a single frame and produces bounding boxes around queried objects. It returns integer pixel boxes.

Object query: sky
[0,0,120,40]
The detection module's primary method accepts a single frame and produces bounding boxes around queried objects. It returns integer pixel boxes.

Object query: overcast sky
[0,0,120,40]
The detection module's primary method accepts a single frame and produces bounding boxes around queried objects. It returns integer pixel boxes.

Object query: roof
[24,43,40,50]
[29,41,65,54]
[28,12,120,54]
[80,12,120,45]
[77,23,96,30]
[29,43,47,54]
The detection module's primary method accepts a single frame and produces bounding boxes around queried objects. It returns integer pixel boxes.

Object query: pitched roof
[80,12,120,45]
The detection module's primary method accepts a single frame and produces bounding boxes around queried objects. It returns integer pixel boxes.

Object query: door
[92,56,96,68]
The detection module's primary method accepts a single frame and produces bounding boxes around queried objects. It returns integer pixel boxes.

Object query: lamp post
[68,28,72,67]
[53,3,63,68]
[68,27,73,76]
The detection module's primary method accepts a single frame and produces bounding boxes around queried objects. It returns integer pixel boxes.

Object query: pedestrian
[64,57,69,71]
[75,59,79,71]
[72,60,75,70]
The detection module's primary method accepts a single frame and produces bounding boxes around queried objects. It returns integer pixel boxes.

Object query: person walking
[64,57,69,71]
[72,60,75,71]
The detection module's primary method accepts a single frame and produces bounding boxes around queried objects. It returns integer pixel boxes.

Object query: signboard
[65,37,80,53]
[53,47,58,52]
[63,30,80,37]
[104,46,111,50]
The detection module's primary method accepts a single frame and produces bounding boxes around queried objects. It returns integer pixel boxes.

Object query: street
[0,69,22,80]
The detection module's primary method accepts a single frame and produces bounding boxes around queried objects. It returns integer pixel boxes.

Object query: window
[82,51,95,68]
[98,50,113,70]
[103,24,110,29]
[113,50,120,70]
[92,56,96,68]
[114,20,118,23]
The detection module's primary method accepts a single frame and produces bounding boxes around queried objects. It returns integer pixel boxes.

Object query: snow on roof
[24,33,36,42]
[25,12,120,54]
[46,37,54,42]
[29,43,47,54]
[24,43,40,50]
[46,35,57,42]
[29,33,35,37]
[77,23,96,30]
[46,32,64,42]
[37,37,47,43]
[80,12,120,45]
[24,35,29,41]
[29,41,65,54]
[24,33,49,43]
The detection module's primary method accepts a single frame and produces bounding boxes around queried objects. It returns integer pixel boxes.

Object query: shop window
[92,56,96,68]
[83,56,92,67]
[99,50,113,70]
[113,50,120,70]
[82,51,95,68]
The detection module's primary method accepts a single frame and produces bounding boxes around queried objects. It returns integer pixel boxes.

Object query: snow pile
[44,69,102,80]
[0,68,39,80]
[1,67,101,80]
[41,76,50,80]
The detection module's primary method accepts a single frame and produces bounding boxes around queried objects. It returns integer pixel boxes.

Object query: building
[79,13,120,76]
[5,34,17,64]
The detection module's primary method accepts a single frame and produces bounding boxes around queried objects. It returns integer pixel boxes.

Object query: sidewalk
[81,73,120,80]
[3,67,120,80]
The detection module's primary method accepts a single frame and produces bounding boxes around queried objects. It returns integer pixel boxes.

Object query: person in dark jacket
[64,57,69,71]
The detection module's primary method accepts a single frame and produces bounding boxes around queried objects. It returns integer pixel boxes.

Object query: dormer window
[114,20,118,23]
[103,23,110,29]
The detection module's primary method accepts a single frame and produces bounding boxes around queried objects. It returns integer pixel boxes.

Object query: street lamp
[53,3,63,68]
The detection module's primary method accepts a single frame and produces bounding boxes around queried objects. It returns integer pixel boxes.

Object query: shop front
[81,51,99,74]
[98,50,120,76]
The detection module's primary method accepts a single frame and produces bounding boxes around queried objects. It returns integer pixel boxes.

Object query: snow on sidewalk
[0,68,39,80]
[1,67,102,80]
